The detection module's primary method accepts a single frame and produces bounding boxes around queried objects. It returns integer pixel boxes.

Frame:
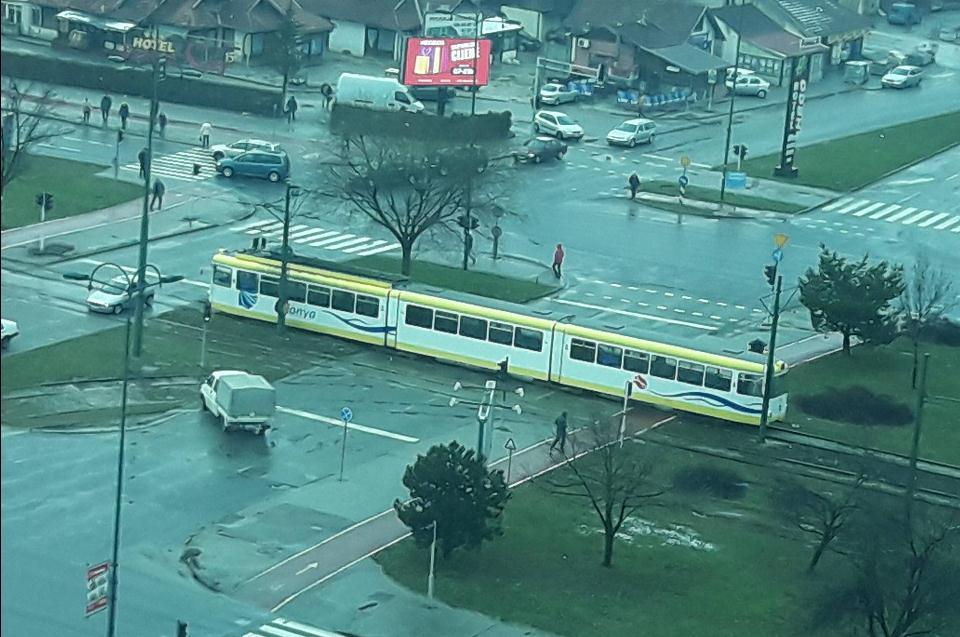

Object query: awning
[56,10,137,33]
[642,43,729,75]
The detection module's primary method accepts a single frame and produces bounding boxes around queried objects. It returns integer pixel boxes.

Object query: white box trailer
[200,370,276,435]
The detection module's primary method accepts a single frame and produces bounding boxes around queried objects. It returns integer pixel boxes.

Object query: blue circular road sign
[678,174,689,187]
[340,407,353,423]
[772,248,784,263]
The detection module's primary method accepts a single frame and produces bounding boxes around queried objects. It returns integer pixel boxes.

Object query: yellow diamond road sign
[680,156,691,168]
[774,233,789,248]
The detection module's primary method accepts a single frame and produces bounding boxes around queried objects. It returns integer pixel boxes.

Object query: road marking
[238,219,277,231]
[645,289,658,294]
[342,239,387,253]
[620,298,631,303]
[715,302,727,307]
[644,153,674,162]
[73,258,208,288]
[884,206,916,222]
[835,199,869,214]
[918,212,949,228]
[698,298,710,303]
[322,236,371,251]
[852,202,886,217]
[552,298,716,330]
[663,292,674,297]
[36,143,80,153]
[822,197,852,212]
[357,243,400,256]
[934,216,959,231]
[609,283,622,288]
[870,204,900,220]
[307,232,350,247]
[275,406,419,442]
[656,305,667,310]
[901,209,936,225]
[289,228,330,242]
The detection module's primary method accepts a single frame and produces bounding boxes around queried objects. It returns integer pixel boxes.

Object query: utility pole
[471,10,480,116]
[905,352,929,522]
[719,0,746,205]
[758,273,782,443]
[276,181,296,334]
[427,520,437,599]
[132,43,165,357]
[462,182,473,270]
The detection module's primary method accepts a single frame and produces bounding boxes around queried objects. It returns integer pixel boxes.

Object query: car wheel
[628,138,636,148]
[268,171,281,183]
[212,151,224,161]
[144,293,154,307]
[533,155,542,164]
[647,134,656,145]
[113,305,123,315]
[534,123,541,133]
[757,89,767,99]
[222,166,234,178]
[557,131,564,140]
[555,152,564,160]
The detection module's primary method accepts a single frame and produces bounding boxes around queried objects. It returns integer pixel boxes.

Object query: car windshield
[100,278,129,294]
[556,115,576,125]
[616,123,638,133]
[891,68,909,76]
[543,84,560,91]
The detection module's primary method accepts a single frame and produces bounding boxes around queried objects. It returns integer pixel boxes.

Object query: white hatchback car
[606,118,657,147]
[725,74,771,98]
[538,83,578,105]
[210,139,281,161]
[533,110,584,140]
[881,65,923,88]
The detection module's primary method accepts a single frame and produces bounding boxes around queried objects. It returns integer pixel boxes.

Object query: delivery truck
[200,370,276,435]
[333,73,425,113]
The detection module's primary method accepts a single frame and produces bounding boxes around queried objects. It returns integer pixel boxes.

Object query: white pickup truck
[200,370,276,435]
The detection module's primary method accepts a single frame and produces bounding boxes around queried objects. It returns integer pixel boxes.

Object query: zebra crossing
[821,197,960,233]
[121,147,216,182]
[242,617,344,637]
[238,219,400,257]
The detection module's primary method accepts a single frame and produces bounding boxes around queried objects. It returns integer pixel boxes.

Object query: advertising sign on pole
[403,38,492,87]
[85,562,110,617]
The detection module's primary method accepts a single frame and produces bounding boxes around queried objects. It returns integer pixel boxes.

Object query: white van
[334,73,425,113]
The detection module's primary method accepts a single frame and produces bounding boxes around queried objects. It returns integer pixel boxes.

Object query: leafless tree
[328,136,495,275]
[900,256,956,388]
[1,80,62,197]
[540,418,661,567]
[788,474,865,573]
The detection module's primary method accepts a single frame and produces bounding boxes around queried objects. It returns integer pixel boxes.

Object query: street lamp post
[719,0,746,205]
[450,371,523,464]
[471,10,480,116]
[276,181,299,334]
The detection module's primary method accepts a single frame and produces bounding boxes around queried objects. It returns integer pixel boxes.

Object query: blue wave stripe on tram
[648,390,762,415]
[324,310,397,334]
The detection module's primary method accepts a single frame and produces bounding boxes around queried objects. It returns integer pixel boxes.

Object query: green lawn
[1,155,142,229]
[376,441,955,636]
[346,255,559,303]
[730,111,960,192]
[639,179,806,214]
[788,338,960,465]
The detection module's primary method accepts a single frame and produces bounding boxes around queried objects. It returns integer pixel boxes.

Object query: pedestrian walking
[118,102,130,130]
[100,94,112,126]
[320,83,334,110]
[150,179,165,211]
[285,95,298,123]
[199,122,212,148]
[552,243,565,279]
[82,98,92,125]
[158,111,168,137]
[137,147,149,179]
[549,411,568,454]
[628,172,641,200]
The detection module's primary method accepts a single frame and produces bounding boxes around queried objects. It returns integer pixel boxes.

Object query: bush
[796,386,913,426]
[672,465,747,499]
[330,105,512,142]
[919,317,960,346]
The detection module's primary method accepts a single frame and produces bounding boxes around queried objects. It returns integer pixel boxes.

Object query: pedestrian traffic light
[733,144,741,157]
[740,144,748,161]
[764,264,777,287]
[157,57,167,80]
[176,621,188,637]
[43,192,53,210]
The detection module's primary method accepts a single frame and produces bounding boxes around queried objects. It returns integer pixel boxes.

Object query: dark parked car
[513,136,568,164]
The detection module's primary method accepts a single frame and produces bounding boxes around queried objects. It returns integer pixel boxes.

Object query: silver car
[724,74,771,98]
[538,83,578,105]
[881,65,923,88]
[86,275,157,314]
[533,110,584,140]
[606,118,657,147]
[210,139,281,161]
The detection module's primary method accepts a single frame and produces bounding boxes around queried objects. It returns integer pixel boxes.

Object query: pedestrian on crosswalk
[82,98,92,125]
[150,179,165,210]
[118,102,130,130]
[285,95,298,123]
[138,147,149,179]
[158,111,168,137]
[100,94,112,126]
[549,411,568,454]
[628,172,641,200]
[199,122,212,148]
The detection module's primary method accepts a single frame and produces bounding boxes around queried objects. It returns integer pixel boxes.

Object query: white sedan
[724,74,771,98]
[1,318,19,349]
[210,139,281,161]
[533,110,584,140]
[538,83,578,105]
[881,65,923,88]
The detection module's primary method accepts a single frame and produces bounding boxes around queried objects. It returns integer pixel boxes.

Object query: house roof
[564,0,705,48]
[758,0,872,37]
[307,0,422,31]
[709,4,825,57]
[642,42,729,74]
[148,0,333,34]
[494,0,574,14]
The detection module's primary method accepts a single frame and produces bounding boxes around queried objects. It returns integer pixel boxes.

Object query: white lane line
[852,202,886,217]
[321,236,373,251]
[644,153,674,162]
[663,292,675,297]
[356,243,401,256]
[698,298,710,303]
[870,204,900,220]
[609,283,622,288]
[901,209,936,225]
[822,197,852,212]
[307,231,349,246]
[276,406,419,442]
[673,308,686,314]
[552,298,717,331]
[656,305,668,310]
[645,289,658,294]
[342,239,387,254]
[289,228,329,241]
[238,219,278,231]
[918,212,949,228]
[715,302,727,307]
[637,302,649,307]
[619,298,631,303]
[836,199,869,215]
[691,311,703,317]
[709,315,723,320]
[885,206,917,222]
[681,295,692,300]
[952,226,960,234]
[735,305,746,310]
[934,216,959,231]
[275,618,343,637]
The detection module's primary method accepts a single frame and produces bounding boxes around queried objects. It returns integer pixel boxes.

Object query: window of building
[212,265,232,287]
[570,338,596,363]
[459,316,488,340]
[489,321,513,346]
[331,289,355,313]
[624,349,649,373]
[434,310,458,334]
[597,343,623,368]
[650,355,677,379]
[704,367,732,392]
[287,281,307,303]
[356,294,379,318]
[308,285,331,307]
[737,373,763,397]
[259,275,279,297]
[405,305,433,328]
[677,361,705,386]
[236,270,258,292]
[514,327,543,352]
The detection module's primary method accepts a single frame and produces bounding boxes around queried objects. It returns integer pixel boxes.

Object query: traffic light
[733,144,741,156]
[202,301,212,323]
[740,144,748,161]
[764,265,777,287]
[35,192,53,210]
[176,621,188,637]
[157,57,167,80]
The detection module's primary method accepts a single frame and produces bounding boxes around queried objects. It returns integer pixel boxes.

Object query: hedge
[2,50,281,116]
[329,105,512,142]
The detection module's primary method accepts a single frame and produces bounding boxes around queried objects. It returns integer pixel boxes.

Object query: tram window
[356,294,379,318]
[236,270,258,292]
[597,344,623,368]
[514,327,543,352]
[704,367,732,391]
[650,355,677,379]
[331,289,356,313]
[308,285,331,308]
[489,321,514,345]
[460,316,488,340]
[677,361,705,386]
[405,305,433,328]
[737,373,763,397]
[213,265,232,287]
[570,339,597,363]
[287,281,307,303]
[259,275,279,297]
[623,349,649,373]
[434,310,459,334]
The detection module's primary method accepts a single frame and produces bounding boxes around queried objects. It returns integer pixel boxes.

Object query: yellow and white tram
[209,251,788,425]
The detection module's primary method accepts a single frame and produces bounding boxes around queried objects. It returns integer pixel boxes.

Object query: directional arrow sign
[678,174,689,187]
[295,562,319,576]
[772,248,784,264]
[340,407,353,424]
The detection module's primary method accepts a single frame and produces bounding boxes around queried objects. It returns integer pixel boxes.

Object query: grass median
[1,155,142,229]
[787,338,960,466]
[638,180,806,214]
[729,111,960,192]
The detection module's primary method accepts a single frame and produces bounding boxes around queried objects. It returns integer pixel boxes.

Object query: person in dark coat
[138,147,149,179]
[552,243,565,279]
[549,411,568,453]
[150,179,165,210]
[100,95,112,126]
[320,83,334,110]
[158,111,168,137]
[628,172,641,200]
[285,95,298,122]
[118,102,130,130]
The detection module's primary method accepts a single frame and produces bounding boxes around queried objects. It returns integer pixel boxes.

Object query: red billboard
[403,38,491,87]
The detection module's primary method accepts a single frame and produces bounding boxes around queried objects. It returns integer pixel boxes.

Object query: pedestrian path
[121,147,216,182]
[819,197,960,234]
[242,617,344,637]
[237,219,401,257]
